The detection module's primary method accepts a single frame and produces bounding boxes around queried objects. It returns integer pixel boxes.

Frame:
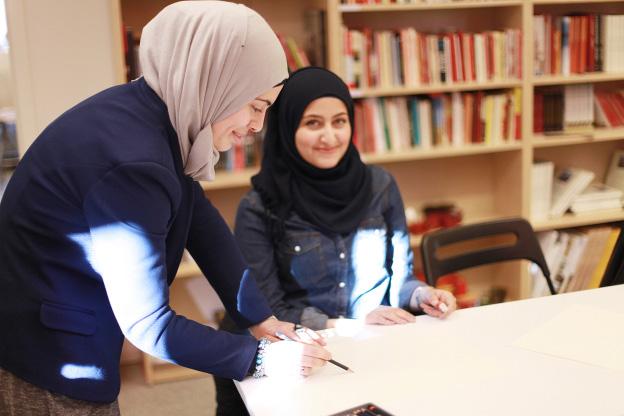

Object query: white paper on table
[513,304,624,371]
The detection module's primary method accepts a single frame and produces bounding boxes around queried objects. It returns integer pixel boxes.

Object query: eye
[333,118,348,126]
[252,106,263,114]
[305,120,321,128]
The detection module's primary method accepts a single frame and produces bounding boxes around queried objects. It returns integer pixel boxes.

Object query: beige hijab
[139,1,288,181]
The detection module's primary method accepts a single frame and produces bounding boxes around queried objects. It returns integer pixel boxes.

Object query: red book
[469,34,476,81]
[485,32,494,80]
[587,14,596,72]
[473,92,485,142]
[418,34,429,84]
[364,29,375,87]
[608,92,624,126]
[448,33,457,82]
[553,18,562,74]
[277,33,298,72]
[579,15,588,73]
[596,92,621,127]
[453,33,463,82]
[570,17,578,73]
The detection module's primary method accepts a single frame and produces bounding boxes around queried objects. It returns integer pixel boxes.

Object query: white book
[549,167,595,218]
[531,160,554,220]
[605,149,624,195]
[556,232,589,293]
[573,183,623,203]
[570,198,622,213]
[532,230,567,297]
[418,99,432,149]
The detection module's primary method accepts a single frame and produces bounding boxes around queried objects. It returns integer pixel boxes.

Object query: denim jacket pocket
[40,301,96,336]
[277,232,326,288]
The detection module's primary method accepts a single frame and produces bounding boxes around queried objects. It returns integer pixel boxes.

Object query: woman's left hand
[414,286,457,319]
[249,316,326,345]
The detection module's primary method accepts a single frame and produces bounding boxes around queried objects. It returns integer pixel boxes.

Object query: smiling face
[294,96,351,169]
[211,85,283,152]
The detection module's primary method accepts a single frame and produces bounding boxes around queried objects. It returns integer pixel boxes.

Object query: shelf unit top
[351,80,522,98]
[533,72,624,86]
[532,209,624,231]
[338,0,524,12]
[533,127,624,147]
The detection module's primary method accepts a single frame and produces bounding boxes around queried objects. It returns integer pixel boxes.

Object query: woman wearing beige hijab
[0,2,329,414]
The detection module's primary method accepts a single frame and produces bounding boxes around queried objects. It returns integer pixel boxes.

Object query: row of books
[531,226,620,297]
[277,34,311,73]
[533,85,624,133]
[533,84,595,133]
[533,14,624,76]
[215,136,262,173]
[353,89,521,154]
[121,27,321,81]
[532,152,624,220]
[343,27,522,90]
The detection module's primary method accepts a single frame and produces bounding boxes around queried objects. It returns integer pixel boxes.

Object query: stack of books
[570,183,623,214]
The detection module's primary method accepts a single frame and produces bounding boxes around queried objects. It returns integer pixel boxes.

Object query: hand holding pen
[275,325,353,374]
[414,286,457,318]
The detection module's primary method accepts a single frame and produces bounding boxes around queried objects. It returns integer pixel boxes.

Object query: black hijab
[251,67,372,237]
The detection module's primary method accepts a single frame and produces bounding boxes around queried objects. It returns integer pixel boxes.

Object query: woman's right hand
[365,305,415,325]
[263,340,332,377]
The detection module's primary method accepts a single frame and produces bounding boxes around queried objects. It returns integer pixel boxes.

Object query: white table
[236,285,624,416]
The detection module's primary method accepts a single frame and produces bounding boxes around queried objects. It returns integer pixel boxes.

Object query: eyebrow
[255,98,273,106]
[302,112,348,118]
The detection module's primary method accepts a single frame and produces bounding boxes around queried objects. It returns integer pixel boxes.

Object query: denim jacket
[234,165,424,330]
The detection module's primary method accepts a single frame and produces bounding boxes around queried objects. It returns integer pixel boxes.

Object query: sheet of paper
[514,304,624,371]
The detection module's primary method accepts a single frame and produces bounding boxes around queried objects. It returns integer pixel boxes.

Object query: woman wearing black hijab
[214,67,456,415]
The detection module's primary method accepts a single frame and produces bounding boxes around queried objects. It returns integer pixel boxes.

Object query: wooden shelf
[533,72,624,86]
[201,144,522,190]
[532,209,624,231]
[176,261,202,280]
[533,0,623,4]
[142,355,206,385]
[363,142,522,163]
[339,0,523,12]
[200,167,257,191]
[532,127,624,147]
[351,80,522,98]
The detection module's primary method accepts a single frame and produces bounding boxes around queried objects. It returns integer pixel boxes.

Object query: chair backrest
[420,217,556,295]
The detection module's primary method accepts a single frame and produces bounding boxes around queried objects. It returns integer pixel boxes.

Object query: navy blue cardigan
[0,78,272,403]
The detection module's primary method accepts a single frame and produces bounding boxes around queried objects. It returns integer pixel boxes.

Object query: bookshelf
[8,0,624,383]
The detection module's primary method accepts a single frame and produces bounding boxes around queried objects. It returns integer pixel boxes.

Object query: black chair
[420,217,556,295]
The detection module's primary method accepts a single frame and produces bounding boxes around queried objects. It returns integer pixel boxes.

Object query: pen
[274,331,354,373]
[328,358,354,373]
[438,302,448,313]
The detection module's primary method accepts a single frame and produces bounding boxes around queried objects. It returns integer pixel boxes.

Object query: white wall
[0,52,11,107]
[5,0,125,156]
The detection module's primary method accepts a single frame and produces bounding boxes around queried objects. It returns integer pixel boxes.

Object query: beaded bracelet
[252,337,271,379]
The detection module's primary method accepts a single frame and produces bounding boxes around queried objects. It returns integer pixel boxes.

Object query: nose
[248,112,264,135]
[319,125,338,145]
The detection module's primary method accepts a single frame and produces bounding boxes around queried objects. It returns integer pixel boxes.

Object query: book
[586,227,621,289]
[549,167,595,217]
[531,160,554,220]
[605,150,624,195]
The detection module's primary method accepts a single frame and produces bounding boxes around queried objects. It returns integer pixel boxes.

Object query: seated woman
[214,67,457,415]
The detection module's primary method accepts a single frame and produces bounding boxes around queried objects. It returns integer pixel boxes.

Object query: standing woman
[0,2,329,414]
[216,66,457,414]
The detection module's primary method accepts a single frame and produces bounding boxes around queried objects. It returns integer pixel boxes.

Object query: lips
[231,131,244,145]
[314,146,339,153]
